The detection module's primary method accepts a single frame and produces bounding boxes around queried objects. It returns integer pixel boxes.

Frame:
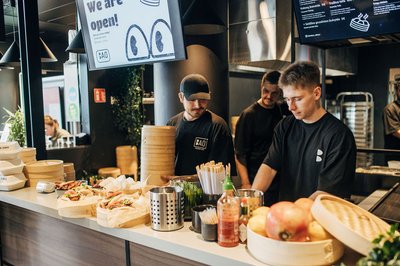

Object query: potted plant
[3,107,26,147]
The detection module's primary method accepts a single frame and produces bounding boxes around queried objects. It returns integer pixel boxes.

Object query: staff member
[252,61,356,201]
[383,76,400,161]
[167,74,236,176]
[234,71,289,205]
[44,115,71,147]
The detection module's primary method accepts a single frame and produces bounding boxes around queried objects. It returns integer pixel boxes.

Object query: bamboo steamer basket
[140,126,175,185]
[63,163,75,181]
[311,194,392,256]
[25,160,64,173]
[18,147,37,164]
[247,194,393,266]
[98,167,121,178]
[116,146,138,178]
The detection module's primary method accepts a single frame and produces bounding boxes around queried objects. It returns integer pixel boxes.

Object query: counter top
[0,187,263,266]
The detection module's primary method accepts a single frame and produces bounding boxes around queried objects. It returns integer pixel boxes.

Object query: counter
[0,187,263,266]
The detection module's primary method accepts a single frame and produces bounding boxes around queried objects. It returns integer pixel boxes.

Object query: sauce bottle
[217,174,240,247]
[239,197,250,244]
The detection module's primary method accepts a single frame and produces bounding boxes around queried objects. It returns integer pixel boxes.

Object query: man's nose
[288,100,296,111]
[193,100,200,108]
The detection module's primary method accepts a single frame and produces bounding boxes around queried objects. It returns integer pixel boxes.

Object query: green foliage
[357,224,400,266]
[3,107,26,147]
[108,66,144,147]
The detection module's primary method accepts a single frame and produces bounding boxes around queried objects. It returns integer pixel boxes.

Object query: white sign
[77,0,185,70]
[63,63,81,122]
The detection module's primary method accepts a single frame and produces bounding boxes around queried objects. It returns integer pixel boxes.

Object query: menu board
[77,0,186,70]
[294,0,400,44]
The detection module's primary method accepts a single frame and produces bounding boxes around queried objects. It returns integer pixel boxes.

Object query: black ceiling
[2,0,76,45]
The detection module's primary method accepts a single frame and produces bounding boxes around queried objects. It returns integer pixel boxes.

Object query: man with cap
[383,75,400,161]
[167,74,236,176]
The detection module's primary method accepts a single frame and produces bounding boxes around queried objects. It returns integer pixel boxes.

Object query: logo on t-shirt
[193,137,208,150]
[316,149,323,162]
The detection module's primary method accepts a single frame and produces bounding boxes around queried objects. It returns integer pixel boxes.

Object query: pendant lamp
[0,40,20,66]
[182,0,226,35]
[66,29,85,53]
[40,37,58,62]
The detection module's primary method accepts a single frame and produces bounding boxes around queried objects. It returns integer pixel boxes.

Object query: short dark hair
[261,71,281,86]
[279,61,320,89]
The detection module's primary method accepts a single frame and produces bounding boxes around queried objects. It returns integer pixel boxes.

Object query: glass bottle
[217,174,240,247]
[239,197,250,244]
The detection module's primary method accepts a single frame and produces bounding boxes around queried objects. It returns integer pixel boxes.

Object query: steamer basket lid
[311,194,392,256]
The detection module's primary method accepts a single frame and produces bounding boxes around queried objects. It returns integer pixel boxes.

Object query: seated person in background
[252,61,356,201]
[44,115,71,146]
[167,74,236,176]
[383,76,400,162]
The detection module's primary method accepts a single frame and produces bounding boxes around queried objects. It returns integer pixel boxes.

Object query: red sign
[94,88,106,103]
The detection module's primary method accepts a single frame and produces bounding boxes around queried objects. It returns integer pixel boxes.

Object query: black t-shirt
[384,101,400,150]
[234,102,286,182]
[167,110,236,176]
[263,112,356,201]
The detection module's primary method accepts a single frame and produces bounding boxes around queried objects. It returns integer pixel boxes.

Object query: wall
[229,72,263,118]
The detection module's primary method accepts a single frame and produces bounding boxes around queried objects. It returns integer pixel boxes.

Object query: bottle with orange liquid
[217,174,240,247]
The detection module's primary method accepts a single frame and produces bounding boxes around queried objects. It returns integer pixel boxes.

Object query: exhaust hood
[229,0,357,76]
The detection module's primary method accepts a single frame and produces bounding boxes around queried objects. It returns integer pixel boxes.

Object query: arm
[251,163,277,192]
[235,156,251,188]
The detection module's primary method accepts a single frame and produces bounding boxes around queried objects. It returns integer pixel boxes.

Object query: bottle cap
[223,175,234,190]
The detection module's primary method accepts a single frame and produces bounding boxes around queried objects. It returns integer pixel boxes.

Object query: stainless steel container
[150,186,184,231]
[237,189,264,215]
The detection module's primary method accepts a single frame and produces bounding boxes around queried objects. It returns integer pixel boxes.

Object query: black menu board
[294,0,400,45]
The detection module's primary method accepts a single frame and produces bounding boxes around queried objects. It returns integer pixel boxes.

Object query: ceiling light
[66,30,85,54]
[40,37,58,62]
[0,40,20,66]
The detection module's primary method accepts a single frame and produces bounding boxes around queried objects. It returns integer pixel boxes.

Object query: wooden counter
[0,188,262,266]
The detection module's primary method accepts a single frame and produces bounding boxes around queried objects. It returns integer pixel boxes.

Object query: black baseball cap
[180,74,211,100]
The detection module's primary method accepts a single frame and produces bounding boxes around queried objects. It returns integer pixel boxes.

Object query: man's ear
[314,86,322,100]
[178,92,184,103]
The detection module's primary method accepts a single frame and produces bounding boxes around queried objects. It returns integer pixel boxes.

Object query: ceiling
[3,0,76,43]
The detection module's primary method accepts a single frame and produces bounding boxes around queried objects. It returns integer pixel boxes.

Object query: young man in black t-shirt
[167,74,236,176]
[234,71,290,205]
[383,77,400,161]
[252,61,356,201]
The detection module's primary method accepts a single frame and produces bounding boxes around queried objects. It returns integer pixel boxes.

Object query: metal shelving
[337,92,374,167]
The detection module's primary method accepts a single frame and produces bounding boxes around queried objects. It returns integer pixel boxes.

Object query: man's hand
[241,183,252,189]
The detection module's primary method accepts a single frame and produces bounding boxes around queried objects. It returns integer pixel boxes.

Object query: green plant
[3,107,26,147]
[108,66,144,147]
[357,223,400,266]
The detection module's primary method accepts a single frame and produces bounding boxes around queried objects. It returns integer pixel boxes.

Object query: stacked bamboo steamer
[116,146,138,180]
[63,163,75,181]
[18,147,37,164]
[98,167,121,178]
[140,125,175,186]
[24,160,64,187]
